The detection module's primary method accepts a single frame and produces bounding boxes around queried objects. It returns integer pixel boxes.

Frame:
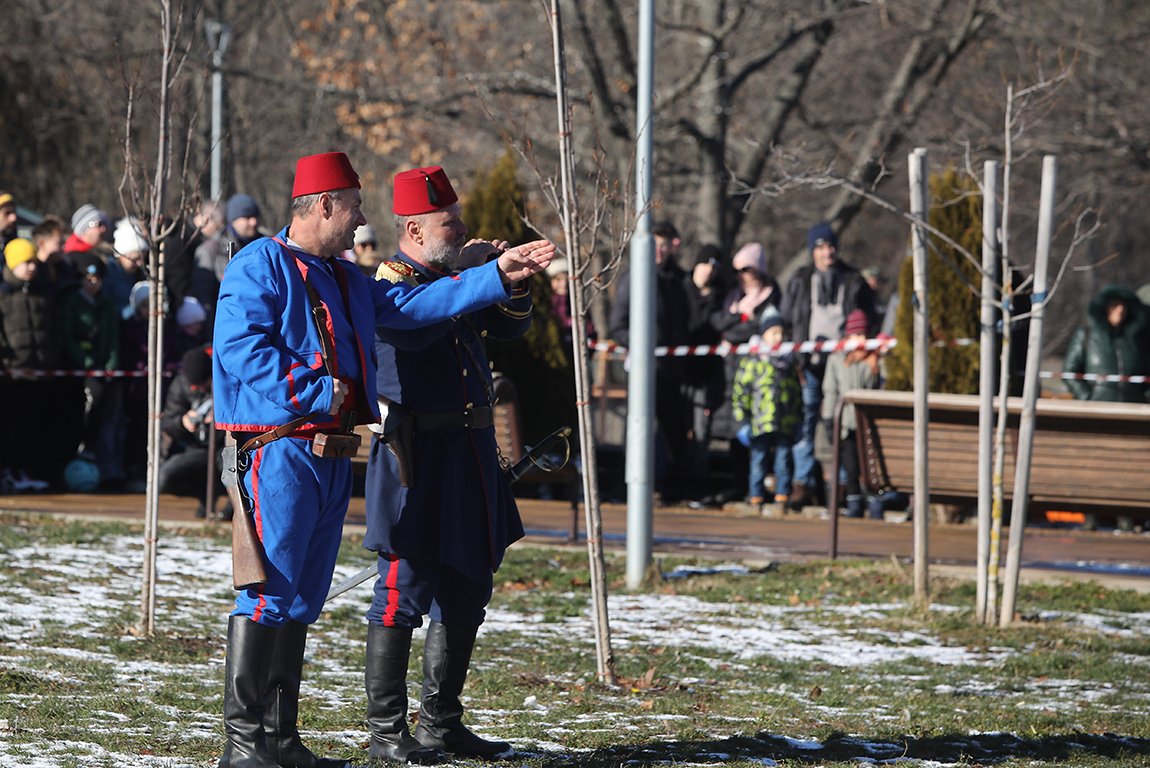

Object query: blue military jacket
[363,251,531,582]
[213,228,512,434]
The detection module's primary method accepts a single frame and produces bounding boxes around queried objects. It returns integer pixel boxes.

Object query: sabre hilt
[508,426,572,482]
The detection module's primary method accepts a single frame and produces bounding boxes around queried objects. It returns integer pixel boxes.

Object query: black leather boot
[413,622,511,759]
[366,623,443,764]
[263,620,350,768]
[219,615,280,768]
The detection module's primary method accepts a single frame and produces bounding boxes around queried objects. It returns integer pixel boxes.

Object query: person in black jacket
[609,220,694,502]
[0,238,59,491]
[158,345,230,518]
[778,223,876,509]
[683,244,729,503]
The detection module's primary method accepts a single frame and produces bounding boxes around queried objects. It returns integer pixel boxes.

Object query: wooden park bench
[827,389,1150,557]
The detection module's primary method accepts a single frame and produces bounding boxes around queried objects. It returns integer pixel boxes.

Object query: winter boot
[219,616,280,768]
[844,495,865,518]
[263,620,350,768]
[786,481,810,512]
[413,622,511,759]
[366,623,443,764]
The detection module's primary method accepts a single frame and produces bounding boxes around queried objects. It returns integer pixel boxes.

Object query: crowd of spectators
[0,191,276,506]
[608,219,1150,519]
[2,188,1147,514]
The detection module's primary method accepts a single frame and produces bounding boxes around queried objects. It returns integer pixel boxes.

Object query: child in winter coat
[820,309,880,517]
[731,307,802,513]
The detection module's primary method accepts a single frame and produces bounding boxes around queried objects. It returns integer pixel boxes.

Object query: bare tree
[114,0,201,635]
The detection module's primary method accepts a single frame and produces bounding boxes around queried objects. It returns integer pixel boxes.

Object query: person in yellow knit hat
[1,238,58,491]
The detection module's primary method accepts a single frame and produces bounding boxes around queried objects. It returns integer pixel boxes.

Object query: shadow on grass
[506,731,1150,766]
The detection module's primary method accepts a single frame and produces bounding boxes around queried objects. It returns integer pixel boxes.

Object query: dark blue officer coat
[363,251,530,584]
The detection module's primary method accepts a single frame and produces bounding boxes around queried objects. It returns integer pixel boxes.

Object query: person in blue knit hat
[191,193,263,334]
[778,222,877,511]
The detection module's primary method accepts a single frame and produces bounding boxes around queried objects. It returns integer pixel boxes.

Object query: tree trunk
[692,0,729,251]
[141,0,175,636]
[727,19,834,250]
[551,0,616,685]
[775,0,990,283]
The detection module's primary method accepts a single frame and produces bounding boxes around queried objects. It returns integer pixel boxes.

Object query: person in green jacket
[1062,285,1148,403]
[731,307,802,514]
[59,250,124,489]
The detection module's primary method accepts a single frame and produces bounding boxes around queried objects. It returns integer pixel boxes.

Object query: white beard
[423,234,462,272]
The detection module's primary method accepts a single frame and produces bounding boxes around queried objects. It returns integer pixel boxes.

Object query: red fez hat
[392,166,459,215]
[292,152,361,198]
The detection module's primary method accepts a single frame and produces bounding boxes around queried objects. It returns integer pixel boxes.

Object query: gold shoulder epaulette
[375,260,418,285]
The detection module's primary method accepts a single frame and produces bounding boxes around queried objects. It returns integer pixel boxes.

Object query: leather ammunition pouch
[312,431,362,459]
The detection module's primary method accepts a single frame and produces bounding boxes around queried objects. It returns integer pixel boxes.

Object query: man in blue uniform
[212,152,554,768]
[362,167,530,762]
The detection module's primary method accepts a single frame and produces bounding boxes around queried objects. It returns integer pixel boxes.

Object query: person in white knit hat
[107,219,150,320]
[169,295,208,365]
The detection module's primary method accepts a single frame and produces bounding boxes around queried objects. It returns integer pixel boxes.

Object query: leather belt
[413,406,493,432]
[234,414,314,453]
[232,417,348,453]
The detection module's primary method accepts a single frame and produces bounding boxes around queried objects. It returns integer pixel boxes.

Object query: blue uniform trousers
[367,554,492,629]
[232,437,352,626]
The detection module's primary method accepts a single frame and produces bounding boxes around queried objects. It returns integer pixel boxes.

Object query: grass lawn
[0,514,1148,767]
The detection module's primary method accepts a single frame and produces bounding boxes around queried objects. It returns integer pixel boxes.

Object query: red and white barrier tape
[3,353,1144,384]
[590,340,1148,383]
[592,336,919,357]
[0,369,170,378]
[1044,372,1148,383]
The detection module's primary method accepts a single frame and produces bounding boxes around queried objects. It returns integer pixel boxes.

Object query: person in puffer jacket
[0,238,59,491]
[1062,284,1148,403]
[731,306,801,513]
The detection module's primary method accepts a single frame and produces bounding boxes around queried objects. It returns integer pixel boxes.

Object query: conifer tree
[462,151,577,442]
[885,170,982,393]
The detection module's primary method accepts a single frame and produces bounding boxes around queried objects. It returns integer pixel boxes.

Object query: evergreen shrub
[461,151,578,444]
[886,170,983,394]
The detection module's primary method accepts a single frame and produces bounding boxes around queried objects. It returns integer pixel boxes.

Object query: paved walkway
[3,492,1148,592]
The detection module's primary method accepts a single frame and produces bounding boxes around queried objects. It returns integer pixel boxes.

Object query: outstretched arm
[495,239,554,284]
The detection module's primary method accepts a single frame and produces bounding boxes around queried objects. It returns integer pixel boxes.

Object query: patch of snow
[483,595,1014,668]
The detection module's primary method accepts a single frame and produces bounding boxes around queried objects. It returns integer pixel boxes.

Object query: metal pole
[976,161,999,623]
[211,68,223,201]
[1000,155,1056,627]
[206,420,217,519]
[205,21,231,202]
[827,398,845,560]
[625,0,656,591]
[909,148,930,603]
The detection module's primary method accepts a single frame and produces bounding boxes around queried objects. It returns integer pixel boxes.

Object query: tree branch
[774,0,994,281]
